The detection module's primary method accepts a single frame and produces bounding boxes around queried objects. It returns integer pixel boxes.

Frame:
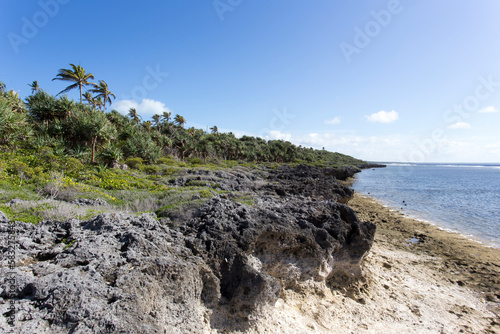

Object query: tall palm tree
[128,108,141,125]
[161,111,172,123]
[89,80,115,111]
[174,114,186,128]
[52,63,96,103]
[152,114,161,126]
[152,114,161,131]
[28,80,40,94]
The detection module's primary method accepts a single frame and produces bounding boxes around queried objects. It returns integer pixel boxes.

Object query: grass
[233,193,255,207]
[0,200,108,223]
[0,149,364,224]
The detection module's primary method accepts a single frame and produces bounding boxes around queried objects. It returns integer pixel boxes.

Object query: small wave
[385,163,500,169]
[424,164,500,169]
[434,164,494,168]
[387,163,415,167]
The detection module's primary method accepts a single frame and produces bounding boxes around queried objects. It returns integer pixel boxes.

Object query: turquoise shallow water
[352,163,500,248]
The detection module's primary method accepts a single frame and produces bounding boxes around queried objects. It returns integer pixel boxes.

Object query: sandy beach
[350,193,500,332]
[248,193,500,333]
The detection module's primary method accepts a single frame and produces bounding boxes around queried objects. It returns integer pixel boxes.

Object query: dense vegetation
[0,64,364,167]
[0,65,365,223]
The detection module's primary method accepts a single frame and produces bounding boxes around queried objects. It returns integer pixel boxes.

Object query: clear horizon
[2,1,500,163]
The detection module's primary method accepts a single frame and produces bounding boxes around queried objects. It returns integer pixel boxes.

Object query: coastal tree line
[0,64,362,168]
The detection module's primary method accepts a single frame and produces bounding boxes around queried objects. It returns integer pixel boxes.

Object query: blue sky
[1,0,500,162]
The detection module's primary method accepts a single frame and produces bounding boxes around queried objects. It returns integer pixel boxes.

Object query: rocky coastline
[0,164,378,333]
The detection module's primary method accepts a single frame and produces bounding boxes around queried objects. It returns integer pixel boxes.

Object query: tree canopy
[0,65,365,169]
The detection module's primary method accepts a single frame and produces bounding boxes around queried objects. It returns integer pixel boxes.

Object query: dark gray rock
[70,198,108,206]
[0,211,8,223]
[0,165,376,333]
[264,164,355,202]
[0,213,210,333]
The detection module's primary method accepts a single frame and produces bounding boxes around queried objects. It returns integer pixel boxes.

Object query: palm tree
[89,80,115,111]
[0,81,6,93]
[152,114,161,126]
[210,125,218,135]
[28,80,40,94]
[128,108,141,125]
[83,91,96,108]
[152,114,161,131]
[52,63,96,103]
[161,111,172,123]
[94,97,104,111]
[174,114,186,128]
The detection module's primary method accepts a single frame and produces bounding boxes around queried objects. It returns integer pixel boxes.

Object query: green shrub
[143,165,161,175]
[161,167,178,176]
[0,96,31,149]
[188,157,204,166]
[64,157,84,173]
[124,157,143,169]
[7,161,28,175]
[224,160,238,168]
[158,156,176,165]
[99,146,123,166]
[199,189,214,198]
[123,131,161,163]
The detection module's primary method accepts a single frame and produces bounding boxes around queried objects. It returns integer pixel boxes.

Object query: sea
[351,163,500,248]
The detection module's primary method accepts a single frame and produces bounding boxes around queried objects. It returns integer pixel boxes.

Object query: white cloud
[447,122,471,129]
[478,106,497,113]
[324,117,341,125]
[269,130,292,141]
[113,99,171,119]
[365,110,399,123]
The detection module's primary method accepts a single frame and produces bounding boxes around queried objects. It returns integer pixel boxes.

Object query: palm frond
[56,83,78,96]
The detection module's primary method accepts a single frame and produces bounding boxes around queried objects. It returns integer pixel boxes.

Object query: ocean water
[351,163,500,248]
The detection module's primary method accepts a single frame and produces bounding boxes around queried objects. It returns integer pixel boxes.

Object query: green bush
[158,156,176,165]
[199,189,214,198]
[64,157,84,173]
[188,157,204,166]
[143,165,161,175]
[99,146,123,166]
[0,96,31,149]
[161,167,177,176]
[224,160,239,168]
[7,161,28,175]
[124,157,143,169]
[123,131,161,163]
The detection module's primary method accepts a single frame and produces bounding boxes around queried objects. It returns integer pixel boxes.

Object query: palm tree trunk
[103,93,107,112]
[79,84,83,103]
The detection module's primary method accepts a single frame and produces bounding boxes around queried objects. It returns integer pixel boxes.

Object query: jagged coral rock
[0,166,375,333]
